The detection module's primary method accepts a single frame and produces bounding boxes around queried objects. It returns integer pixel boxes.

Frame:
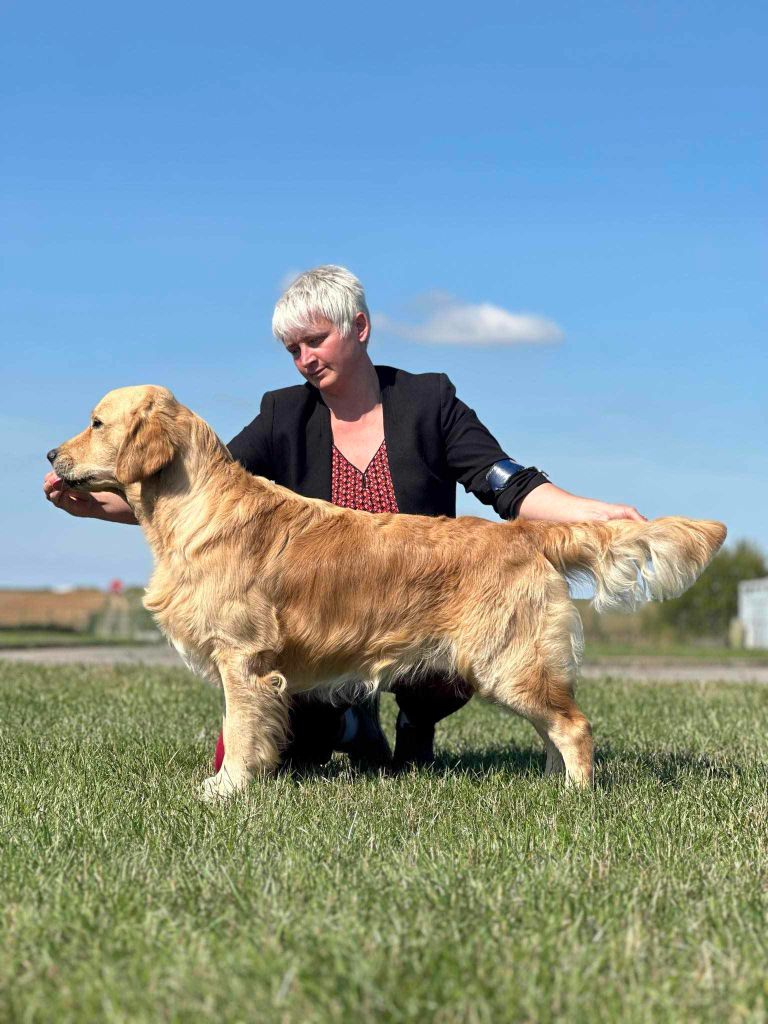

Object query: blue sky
[2,1,765,587]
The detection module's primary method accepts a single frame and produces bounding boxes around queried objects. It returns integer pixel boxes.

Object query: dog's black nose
[47,449,58,464]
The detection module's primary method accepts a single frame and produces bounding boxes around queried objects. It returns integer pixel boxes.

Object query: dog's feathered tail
[529,516,727,612]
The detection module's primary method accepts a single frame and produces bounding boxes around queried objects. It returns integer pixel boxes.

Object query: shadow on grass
[281,744,545,781]
[281,744,760,793]
[430,746,543,778]
[602,749,753,787]
[435,747,758,792]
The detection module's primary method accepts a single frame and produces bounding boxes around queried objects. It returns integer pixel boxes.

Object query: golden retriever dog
[48,385,726,798]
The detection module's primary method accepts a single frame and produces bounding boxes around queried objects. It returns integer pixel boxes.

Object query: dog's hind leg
[488,668,593,787]
[472,569,594,787]
[480,660,593,787]
[201,652,289,801]
[529,700,593,788]
[531,721,566,777]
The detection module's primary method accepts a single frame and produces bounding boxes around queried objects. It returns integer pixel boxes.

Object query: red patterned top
[331,440,399,513]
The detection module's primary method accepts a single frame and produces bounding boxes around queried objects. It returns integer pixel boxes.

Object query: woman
[44,265,645,770]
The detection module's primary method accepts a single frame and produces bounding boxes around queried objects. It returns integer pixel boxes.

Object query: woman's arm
[517,482,646,523]
[438,374,549,518]
[226,392,275,476]
[437,376,644,524]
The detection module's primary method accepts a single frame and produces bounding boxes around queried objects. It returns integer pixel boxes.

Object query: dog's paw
[199,767,249,802]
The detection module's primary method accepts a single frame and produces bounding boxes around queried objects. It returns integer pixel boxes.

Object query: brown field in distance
[0,589,109,631]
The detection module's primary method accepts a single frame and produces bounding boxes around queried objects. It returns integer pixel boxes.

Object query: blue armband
[485,459,527,494]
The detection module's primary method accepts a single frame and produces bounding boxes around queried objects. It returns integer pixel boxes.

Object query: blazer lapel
[302,388,333,501]
[378,366,408,511]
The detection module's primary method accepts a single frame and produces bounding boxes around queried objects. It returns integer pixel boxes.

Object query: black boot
[392,710,436,770]
[281,699,346,768]
[392,677,472,769]
[335,692,392,769]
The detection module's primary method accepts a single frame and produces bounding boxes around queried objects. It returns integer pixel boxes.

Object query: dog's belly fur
[153,570,462,700]
[278,634,460,700]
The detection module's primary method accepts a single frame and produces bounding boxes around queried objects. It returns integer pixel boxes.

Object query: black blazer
[227,365,547,519]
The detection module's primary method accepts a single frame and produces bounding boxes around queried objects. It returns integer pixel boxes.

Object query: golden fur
[51,385,727,797]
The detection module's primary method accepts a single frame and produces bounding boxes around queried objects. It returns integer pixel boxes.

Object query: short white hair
[272,265,371,342]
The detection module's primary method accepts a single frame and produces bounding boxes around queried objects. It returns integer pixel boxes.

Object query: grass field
[1,663,766,1024]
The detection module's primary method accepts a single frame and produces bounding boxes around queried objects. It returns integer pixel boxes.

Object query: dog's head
[48,385,185,490]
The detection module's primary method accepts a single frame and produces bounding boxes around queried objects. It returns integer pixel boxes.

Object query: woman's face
[282,314,369,392]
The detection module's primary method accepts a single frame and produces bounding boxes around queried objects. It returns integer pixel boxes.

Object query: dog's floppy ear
[115,392,181,485]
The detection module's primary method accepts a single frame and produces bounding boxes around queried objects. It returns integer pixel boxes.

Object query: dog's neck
[124,414,282,563]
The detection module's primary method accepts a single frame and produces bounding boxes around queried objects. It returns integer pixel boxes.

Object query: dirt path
[579,661,768,684]
[2,645,768,683]
[0,645,183,666]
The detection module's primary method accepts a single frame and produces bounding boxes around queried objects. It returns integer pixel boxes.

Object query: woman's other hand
[572,499,647,522]
[517,483,647,523]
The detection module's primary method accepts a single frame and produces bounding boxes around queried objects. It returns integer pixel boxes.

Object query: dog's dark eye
[92,419,103,429]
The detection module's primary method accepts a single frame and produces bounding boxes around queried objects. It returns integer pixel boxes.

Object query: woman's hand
[570,499,647,523]
[44,472,102,518]
[517,483,647,523]
[43,472,138,524]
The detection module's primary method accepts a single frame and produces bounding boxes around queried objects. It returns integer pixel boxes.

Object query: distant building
[738,577,768,649]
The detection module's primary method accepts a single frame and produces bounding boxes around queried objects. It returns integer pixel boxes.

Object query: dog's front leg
[201,653,289,802]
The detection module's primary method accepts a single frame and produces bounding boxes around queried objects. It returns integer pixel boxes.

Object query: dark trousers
[393,672,473,727]
[214,674,474,771]
[283,673,473,762]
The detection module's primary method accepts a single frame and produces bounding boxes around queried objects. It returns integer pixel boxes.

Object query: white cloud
[375,293,563,346]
